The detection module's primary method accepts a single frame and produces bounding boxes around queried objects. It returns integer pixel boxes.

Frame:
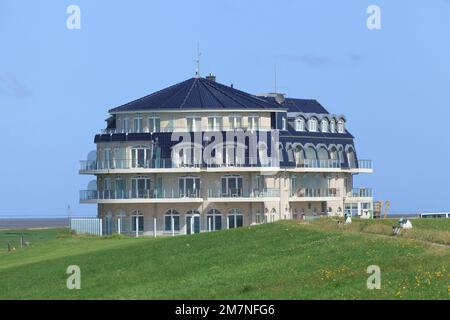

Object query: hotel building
[79,74,373,236]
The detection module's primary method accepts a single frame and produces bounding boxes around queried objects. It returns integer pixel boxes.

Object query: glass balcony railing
[80,157,280,171]
[295,159,341,168]
[349,188,373,197]
[100,125,269,135]
[207,188,280,198]
[80,189,201,201]
[290,188,340,198]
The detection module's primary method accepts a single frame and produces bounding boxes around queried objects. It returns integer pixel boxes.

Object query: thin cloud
[0,74,31,98]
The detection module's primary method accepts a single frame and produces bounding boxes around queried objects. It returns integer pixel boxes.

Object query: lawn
[0,219,448,299]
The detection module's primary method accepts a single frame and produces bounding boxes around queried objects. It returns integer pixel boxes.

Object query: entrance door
[186,213,200,234]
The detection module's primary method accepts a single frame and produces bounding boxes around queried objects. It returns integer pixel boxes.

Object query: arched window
[337,119,345,133]
[207,209,222,231]
[294,145,304,166]
[295,118,305,131]
[131,210,144,232]
[321,119,329,132]
[308,118,318,132]
[164,209,180,232]
[186,209,201,234]
[270,208,277,222]
[330,146,339,161]
[347,147,356,168]
[317,146,329,161]
[228,208,243,229]
[305,146,317,160]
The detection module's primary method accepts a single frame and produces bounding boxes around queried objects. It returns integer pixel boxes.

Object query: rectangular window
[229,115,242,130]
[103,178,111,190]
[187,116,202,132]
[148,116,160,133]
[179,177,200,197]
[165,215,180,231]
[208,116,222,131]
[134,116,143,133]
[131,216,144,232]
[131,177,151,198]
[248,116,259,130]
[123,117,130,133]
[115,178,125,199]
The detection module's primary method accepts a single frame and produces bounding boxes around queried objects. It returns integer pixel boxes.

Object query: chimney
[206,73,216,82]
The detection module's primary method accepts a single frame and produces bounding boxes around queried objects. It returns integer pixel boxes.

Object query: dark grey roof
[109,77,285,113]
[261,97,329,114]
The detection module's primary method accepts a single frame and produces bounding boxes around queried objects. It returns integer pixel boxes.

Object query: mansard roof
[109,77,285,113]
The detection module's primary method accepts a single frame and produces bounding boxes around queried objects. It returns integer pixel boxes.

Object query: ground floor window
[131,210,144,232]
[164,209,180,232]
[344,203,358,217]
[228,208,243,229]
[207,209,222,231]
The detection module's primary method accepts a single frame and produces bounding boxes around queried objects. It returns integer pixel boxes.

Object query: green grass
[0,219,448,300]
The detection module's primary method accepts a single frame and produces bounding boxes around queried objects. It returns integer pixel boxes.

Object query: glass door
[186,213,200,234]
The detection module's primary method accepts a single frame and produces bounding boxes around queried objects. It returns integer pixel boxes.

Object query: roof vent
[206,73,216,82]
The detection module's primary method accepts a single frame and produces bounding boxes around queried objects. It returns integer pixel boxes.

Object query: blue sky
[1,0,449,216]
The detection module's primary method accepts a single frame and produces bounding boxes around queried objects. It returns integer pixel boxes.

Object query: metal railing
[352,160,372,169]
[349,188,373,197]
[291,188,340,198]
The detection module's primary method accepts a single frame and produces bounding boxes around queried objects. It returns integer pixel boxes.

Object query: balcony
[100,125,270,135]
[80,189,202,204]
[348,160,373,173]
[292,159,341,171]
[207,188,280,201]
[347,188,373,198]
[289,188,341,201]
[80,157,280,173]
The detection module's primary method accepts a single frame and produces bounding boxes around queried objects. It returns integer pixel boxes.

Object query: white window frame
[229,115,242,130]
[187,116,202,132]
[295,118,305,131]
[248,115,259,131]
[321,119,329,133]
[148,116,160,133]
[208,116,222,131]
[123,117,130,133]
[308,118,318,132]
[337,120,345,133]
[133,115,143,133]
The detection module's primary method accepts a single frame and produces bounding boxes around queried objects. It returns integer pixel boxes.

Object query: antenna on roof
[195,42,202,78]
[274,64,277,94]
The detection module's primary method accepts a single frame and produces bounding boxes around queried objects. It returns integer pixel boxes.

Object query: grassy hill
[0,218,449,299]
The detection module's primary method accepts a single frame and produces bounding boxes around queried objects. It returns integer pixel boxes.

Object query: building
[79,74,373,236]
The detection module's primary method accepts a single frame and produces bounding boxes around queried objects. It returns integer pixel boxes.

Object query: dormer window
[295,118,305,131]
[321,119,329,133]
[308,118,318,132]
[337,120,345,133]
[330,120,336,133]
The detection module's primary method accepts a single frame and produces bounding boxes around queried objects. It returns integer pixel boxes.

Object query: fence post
[153,218,157,238]
[99,219,103,237]
[118,218,121,235]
